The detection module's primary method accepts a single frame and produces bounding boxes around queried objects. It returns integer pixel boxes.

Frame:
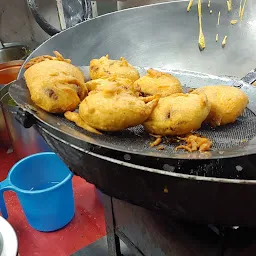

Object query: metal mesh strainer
[54,108,256,153]
[9,67,256,160]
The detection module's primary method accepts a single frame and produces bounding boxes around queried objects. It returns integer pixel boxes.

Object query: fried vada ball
[85,75,140,96]
[24,59,87,113]
[134,69,183,97]
[193,85,249,126]
[143,92,211,136]
[24,50,71,69]
[79,85,158,132]
[90,55,140,82]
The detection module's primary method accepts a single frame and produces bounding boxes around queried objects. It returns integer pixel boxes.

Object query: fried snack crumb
[141,95,160,103]
[24,51,71,70]
[149,134,162,138]
[188,88,195,93]
[230,19,238,25]
[150,137,162,147]
[175,133,212,152]
[64,111,102,135]
[157,145,165,150]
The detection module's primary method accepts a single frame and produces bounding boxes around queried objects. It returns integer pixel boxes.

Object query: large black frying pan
[10,0,256,226]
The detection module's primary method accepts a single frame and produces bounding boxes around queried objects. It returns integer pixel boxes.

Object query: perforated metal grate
[9,68,256,159]
[56,107,256,153]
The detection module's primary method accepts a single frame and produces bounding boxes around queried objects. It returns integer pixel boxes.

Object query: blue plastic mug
[0,152,75,232]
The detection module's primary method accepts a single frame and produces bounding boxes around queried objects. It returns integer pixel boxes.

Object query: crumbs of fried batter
[24,51,71,70]
[188,88,195,93]
[157,145,165,150]
[140,94,161,103]
[150,137,162,147]
[175,133,212,152]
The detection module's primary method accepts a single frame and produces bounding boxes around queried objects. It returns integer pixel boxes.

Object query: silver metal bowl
[0,83,51,157]
[0,44,30,64]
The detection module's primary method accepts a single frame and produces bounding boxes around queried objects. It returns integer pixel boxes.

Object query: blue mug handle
[0,178,13,219]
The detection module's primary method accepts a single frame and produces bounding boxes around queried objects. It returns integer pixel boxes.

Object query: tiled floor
[0,147,106,255]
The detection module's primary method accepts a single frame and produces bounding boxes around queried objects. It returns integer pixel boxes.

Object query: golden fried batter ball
[134,69,183,97]
[24,51,71,70]
[79,85,158,132]
[85,75,140,96]
[90,55,140,82]
[24,59,87,113]
[193,85,249,126]
[143,92,211,136]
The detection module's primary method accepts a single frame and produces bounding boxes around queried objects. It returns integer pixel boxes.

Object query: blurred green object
[7,98,16,107]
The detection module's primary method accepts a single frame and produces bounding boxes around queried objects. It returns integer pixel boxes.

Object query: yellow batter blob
[217,11,221,25]
[239,0,242,17]
[230,20,238,25]
[240,0,248,21]
[198,0,205,51]
[227,0,232,12]
[187,0,194,12]
[222,36,228,48]
[216,34,219,42]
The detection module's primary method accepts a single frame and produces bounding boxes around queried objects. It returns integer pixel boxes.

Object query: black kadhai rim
[9,67,256,160]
